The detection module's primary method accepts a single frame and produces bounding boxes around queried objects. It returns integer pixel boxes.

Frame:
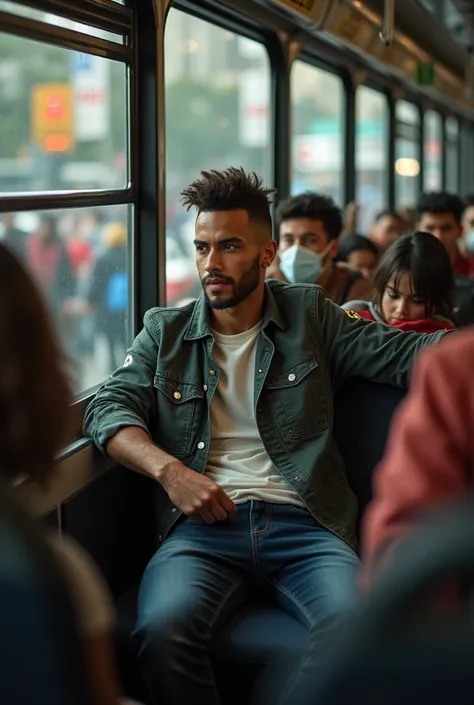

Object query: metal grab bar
[379,0,395,47]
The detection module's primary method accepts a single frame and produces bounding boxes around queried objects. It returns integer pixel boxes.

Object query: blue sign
[71,52,93,73]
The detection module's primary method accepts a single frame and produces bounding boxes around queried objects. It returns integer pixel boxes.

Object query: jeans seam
[269,580,315,631]
[207,577,245,632]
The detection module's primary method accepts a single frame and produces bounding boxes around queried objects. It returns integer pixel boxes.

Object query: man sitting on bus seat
[265,192,372,306]
[415,191,474,326]
[84,167,452,705]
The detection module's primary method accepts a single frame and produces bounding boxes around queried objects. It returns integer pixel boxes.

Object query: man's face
[370,215,404,249]
[194,209,275,310]
[417,211,462,258]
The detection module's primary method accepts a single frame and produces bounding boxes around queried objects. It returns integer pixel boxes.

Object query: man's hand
[161,462,237,525]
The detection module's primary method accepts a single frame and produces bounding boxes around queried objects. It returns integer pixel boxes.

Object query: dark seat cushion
[333,377,406,522]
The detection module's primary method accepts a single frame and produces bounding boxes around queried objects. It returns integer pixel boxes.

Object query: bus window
[355,86,388,234]
[395,100,421,210]
[445,117,458,193]
[291,61,344,206]
[0,32,127,193]
[164,8,272,305]
[424,110,443,191]
[0,205,132,394]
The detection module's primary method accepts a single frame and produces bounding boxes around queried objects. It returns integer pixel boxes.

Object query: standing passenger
[344,232,455,334]
[267,192,372,305]
[84,167,452,705]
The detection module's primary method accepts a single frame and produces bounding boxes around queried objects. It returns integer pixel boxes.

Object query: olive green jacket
[84,280,448,550]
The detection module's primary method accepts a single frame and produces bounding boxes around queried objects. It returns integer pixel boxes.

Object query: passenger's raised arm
[83,309,160,453]
[315,288,452,388]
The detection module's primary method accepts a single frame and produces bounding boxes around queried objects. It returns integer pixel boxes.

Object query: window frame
[354,83,390,225]
[0,0,138,441]
[394,98,422,209]
[289,52,348,209]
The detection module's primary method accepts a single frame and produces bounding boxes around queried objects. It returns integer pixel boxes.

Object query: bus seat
[115,377,406,704]
[0,486,92,705]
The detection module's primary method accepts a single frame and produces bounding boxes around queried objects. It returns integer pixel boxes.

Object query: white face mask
[465,231,474,255]
[279,243,332,284]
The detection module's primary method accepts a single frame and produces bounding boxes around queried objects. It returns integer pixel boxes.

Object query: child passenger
[343,231,456,334]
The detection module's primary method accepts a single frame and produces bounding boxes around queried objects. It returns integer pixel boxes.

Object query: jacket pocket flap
[266,358,318,390]
[154,374,205,403]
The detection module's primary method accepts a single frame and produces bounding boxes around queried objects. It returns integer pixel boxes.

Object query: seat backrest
[333,377,406,521]
[0,486,92,705]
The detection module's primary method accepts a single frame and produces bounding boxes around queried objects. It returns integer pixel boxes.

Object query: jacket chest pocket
[265,358,329,440]
[153,374,205,458]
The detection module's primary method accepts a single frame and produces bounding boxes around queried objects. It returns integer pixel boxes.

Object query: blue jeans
[134,501,359,705]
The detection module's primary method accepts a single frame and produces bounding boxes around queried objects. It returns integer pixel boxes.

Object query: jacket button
[173,391,182,400]
[258,369,263,373]
[294,476,300,482]
[288,373,296,382]
[209,370,216,376]
[198,441,205,449]
[203,384,208,391]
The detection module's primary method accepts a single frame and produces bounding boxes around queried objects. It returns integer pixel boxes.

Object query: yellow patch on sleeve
[344,309,361,320]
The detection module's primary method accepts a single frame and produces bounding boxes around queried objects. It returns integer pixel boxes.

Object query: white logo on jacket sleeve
[123,354,133,367]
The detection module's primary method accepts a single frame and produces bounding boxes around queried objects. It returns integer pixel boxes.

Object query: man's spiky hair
[180,167,276,229]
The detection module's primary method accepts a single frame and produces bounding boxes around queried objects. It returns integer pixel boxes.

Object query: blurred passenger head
[181,167,277,310]
[338,234,379,281]
[2,213,15,231]
[0,244,71,486]
[416,192,464,260]
[104,222,127,249]
[369,210,405,250]
[38,214,59,244]
[373,231,453,325]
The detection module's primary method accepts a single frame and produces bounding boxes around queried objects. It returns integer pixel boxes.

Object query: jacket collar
[183,282,286,341]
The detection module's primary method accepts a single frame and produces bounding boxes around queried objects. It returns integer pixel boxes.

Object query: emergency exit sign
[417,62,435,86]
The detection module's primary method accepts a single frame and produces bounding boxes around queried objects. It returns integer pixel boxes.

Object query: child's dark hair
[373,231,454,318]
[338,234,379,262]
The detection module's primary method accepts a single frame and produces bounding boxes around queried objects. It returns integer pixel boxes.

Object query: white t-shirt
[206,320,303,507]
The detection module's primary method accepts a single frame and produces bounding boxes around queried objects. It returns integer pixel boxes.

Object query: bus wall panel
[61,467,163,598]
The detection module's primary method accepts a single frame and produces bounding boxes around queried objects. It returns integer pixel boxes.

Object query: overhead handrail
[314,0,336,30]
[379,0,395,47]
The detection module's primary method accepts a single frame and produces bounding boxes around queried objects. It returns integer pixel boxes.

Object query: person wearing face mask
[266,192,372,305]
